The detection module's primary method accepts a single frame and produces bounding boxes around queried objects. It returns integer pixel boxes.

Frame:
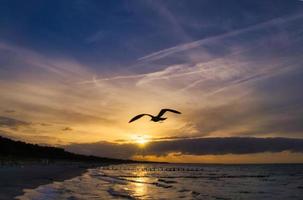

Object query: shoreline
[0,162,109,200]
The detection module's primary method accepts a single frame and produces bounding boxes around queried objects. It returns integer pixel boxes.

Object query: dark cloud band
[65,137,303,159]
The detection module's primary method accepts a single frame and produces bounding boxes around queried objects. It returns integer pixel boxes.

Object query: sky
[1,0,303,163]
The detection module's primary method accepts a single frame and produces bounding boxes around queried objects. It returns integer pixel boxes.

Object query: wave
[16,164,303,200]
[107,188,135,200]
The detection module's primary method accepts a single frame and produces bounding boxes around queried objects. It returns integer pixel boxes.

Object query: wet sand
[0,162,104,200]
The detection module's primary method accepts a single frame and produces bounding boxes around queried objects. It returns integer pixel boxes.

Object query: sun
[133,135,150,146]
[137,137,148,145]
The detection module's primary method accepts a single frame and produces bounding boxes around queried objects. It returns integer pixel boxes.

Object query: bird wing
[128,114,153,123]
[158,108,181,117]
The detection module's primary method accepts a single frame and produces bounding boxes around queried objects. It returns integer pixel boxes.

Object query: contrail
[138,14,303,63]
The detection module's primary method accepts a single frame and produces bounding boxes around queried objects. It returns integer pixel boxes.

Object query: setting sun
[133,135,150,146]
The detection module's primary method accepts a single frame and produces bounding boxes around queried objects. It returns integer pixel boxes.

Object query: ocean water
[16,164,303,200]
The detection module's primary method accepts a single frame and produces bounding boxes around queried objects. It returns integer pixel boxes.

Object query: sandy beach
[0,162,104,200]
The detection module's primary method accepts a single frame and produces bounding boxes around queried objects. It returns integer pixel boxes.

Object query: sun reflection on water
[131,168,148,198]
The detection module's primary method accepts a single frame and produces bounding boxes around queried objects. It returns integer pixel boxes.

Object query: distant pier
[99,167,204,172]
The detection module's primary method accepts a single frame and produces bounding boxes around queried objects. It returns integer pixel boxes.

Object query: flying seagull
[129,108,181,123]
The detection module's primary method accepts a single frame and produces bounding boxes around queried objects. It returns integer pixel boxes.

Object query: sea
[16,163,303,200]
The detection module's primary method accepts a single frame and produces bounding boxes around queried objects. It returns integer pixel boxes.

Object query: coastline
[0,162,108,200]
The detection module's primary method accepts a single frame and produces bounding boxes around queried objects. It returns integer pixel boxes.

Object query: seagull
[129,108,181,123]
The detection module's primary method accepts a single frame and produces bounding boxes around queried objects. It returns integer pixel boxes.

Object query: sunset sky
[1,0,303,163]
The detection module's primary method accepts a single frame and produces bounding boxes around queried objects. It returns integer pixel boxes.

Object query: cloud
[39,123,52,126]
[1,3,303,147]
[66,141,138,159]
[0,116,31,129]
[3,109,15,113]
[62,127,73,131]
[24,12,303,143]
[65,137,303,159]
[84,30,106,44]
[144,137,303,156]
[137,13,303,62]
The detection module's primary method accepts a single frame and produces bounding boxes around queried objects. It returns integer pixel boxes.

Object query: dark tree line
[0,136,133,163]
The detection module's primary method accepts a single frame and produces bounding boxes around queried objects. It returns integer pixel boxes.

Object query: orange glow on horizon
[132,151,303,164]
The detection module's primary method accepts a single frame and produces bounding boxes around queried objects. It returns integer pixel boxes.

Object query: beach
[15,163,303,200]
[0,162,104,200]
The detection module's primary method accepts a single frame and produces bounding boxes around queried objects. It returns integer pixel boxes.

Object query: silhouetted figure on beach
[129,108,181,123]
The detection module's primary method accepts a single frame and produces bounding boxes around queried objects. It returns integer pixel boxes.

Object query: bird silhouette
[129,108,181,123]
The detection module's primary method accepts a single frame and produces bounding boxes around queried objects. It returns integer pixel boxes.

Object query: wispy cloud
[84,30,106,44]
[0,116,31,129]
[138,13,303,63]
[62,127,73,131]
[66,11,303,144]
[1,6,303,151]
[3,109,16,113]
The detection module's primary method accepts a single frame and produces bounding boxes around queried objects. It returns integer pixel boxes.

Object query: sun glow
[133,135,150,146]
